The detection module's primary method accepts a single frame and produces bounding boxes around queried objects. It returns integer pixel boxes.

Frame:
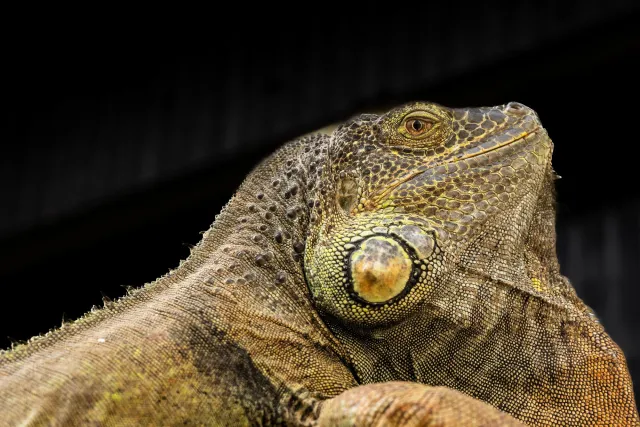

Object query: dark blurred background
[3,1,639,398]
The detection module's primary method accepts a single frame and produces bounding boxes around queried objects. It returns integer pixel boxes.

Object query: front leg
[318,382,525,426]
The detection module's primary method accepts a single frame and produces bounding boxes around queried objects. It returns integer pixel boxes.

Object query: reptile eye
[405,118,433,136]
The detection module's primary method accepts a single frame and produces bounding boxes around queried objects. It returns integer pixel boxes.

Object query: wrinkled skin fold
[1,102,638,426]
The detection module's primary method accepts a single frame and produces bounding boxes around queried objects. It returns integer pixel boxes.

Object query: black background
[3,2,640,399]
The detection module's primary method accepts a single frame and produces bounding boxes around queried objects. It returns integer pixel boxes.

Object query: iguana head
[303,101,597,391]
[305,101,553,329]
[302,103,636,421]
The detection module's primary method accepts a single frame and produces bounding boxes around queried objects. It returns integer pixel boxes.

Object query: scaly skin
[1,102,638,426]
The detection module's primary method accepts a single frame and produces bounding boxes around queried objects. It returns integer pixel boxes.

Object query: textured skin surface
[1,102,638,426]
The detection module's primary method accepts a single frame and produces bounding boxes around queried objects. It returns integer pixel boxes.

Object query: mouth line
[451,127,540,163]
[368,128,541,207]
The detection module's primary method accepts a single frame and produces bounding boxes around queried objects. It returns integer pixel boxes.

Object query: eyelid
[402,110,439,123]
[405,116,435,124]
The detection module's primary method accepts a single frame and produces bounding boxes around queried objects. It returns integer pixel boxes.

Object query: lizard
[0,101,638,426]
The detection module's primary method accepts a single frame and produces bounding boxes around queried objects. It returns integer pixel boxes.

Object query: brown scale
[0,103,637,426]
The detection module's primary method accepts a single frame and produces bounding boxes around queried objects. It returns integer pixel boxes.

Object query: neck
[0,135,328,367]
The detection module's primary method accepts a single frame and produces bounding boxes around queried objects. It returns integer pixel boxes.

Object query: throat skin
[323,168,625,422]
[325,168,562,371]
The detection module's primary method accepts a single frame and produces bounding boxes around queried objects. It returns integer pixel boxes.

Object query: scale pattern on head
[304,101,552,327]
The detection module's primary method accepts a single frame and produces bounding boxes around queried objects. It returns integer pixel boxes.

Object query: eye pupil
[412,120,423,131]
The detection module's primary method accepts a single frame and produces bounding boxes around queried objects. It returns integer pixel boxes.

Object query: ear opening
[337,177,359,215]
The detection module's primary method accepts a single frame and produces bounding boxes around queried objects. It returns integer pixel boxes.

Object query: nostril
[506,102,527,115]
